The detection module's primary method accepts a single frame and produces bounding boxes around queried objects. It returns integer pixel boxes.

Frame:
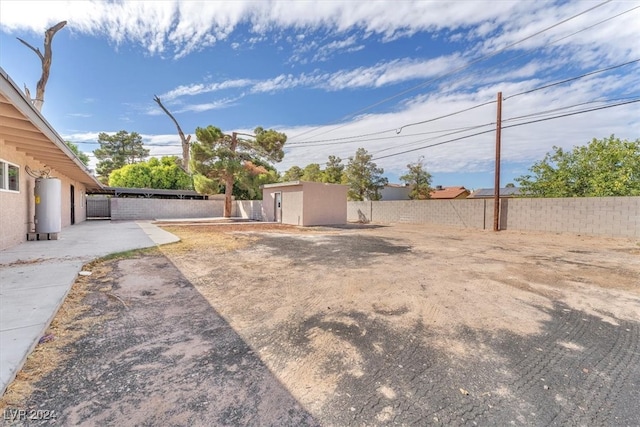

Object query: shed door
[274,192,282,222]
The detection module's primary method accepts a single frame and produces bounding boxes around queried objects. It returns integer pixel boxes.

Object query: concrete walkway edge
[0,221,180,396]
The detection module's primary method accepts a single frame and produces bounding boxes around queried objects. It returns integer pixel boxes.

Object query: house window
[0,160,20,192]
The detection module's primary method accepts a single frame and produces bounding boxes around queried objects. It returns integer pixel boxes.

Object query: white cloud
[66,70,640,182]
[159,79,254,101]
[159,54,466,102]
[311,35,364,62]
[175,97,240,113]
[476,2,640,66]
[274,70,640,179]
[64,131,101,142]
[15,1,637,183]
[4,0,630,61]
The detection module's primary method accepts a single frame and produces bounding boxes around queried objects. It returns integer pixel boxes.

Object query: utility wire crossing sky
[0,0,638,188]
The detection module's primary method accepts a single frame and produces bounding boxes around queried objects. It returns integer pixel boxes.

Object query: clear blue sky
[1,0,639,189]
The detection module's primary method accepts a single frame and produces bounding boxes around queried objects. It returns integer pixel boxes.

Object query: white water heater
[34,178,61,233]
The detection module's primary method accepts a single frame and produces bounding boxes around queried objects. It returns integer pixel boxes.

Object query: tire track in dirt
[483,303,640,425]
[553,318,640,426]
[155,223,640,425]
[259,311,516,426]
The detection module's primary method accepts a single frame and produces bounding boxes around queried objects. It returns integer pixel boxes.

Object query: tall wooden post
[493,92,502,232]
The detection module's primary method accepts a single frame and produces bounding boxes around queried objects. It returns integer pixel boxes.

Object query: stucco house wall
[0,142,31,249]
[0,139,89,250]
[1,67,99,250]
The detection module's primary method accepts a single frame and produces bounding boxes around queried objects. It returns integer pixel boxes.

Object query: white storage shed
[262,181,347,226]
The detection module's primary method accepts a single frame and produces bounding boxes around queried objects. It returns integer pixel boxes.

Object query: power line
[71,140,183,147]
[292,55,639,148]
[395,100,496,134]
[503,98,640,129]
[287,98,496,146]
[373,128,497,160]
[372,122,495,155]
[286,128,399,146]
[289,91,639,150]
[372,97,640,160]
[289,0,614,143]
[503,95,640,122]
[505,58,640,100]
[287,94,638,151]
[436,5,640,95]
[286,122,496,149]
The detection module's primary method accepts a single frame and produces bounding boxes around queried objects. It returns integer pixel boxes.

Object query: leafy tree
[301,163,323,182]
[282,165,303,182]
[94,130,149,183]
[516,135,640,197]
[345,147,388,201]
[193,173,220,195]
[65,141,90,166]
[108,156,193,189]
[233,159,280,200]
[322,155,345,184]
[109,163,152,188]
[148,157,194,190]
[191,126,287,217]
[400,157,432,199]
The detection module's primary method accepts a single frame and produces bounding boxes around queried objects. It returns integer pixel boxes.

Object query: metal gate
[87,197,111,219]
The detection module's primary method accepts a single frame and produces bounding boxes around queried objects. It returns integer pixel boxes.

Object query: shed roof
[262,181,347,189]
[262,180,303,188]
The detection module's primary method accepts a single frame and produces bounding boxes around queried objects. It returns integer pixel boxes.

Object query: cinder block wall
[348,200,486,228]
[110,199,225,220]
[347,197,640,238]
[109,198,266,221]
[501,197,640,238]
[234,201,264,220]
[347,201,372,223]
[108,196,639,238]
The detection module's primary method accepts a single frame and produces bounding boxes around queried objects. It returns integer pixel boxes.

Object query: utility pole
[493,92,502,232]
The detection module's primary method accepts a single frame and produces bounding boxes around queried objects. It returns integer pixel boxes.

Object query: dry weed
[0,259,120,410]
[161,226,255,254]
[158,223,313,254]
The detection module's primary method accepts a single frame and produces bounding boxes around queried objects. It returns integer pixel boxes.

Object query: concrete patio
[0,220,179,396]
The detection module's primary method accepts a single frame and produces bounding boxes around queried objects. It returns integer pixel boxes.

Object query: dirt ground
[2,223,639,426]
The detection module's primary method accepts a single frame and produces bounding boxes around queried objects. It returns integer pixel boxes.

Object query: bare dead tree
[17,21,67,112]
[153,95,192,173]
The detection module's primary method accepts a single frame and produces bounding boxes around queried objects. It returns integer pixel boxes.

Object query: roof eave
[0,66,103,190]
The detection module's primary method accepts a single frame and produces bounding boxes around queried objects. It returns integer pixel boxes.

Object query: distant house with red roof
[429,185,470,199]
